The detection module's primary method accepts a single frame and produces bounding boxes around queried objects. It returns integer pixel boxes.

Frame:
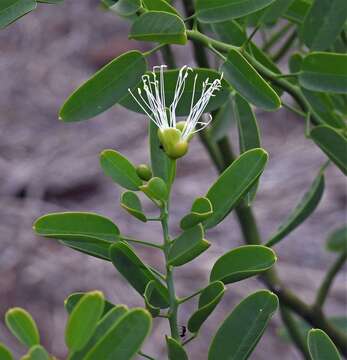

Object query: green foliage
[210,245,277,284]
[130,11,187,45]
[222,50,281,111]
[196,0,276,23]
[307,329,341,360]
[326,226,347,253]
[5,308,40,348]
[187,281,225,333]
[204,148,268,229]
[0,0,36,29]
[266,167,325,247]
[3,0,347,358]
[60,51,147,122]
[65,291,105,351]
[208,290,279,360]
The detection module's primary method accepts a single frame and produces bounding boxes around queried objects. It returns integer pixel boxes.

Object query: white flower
[128,65,222,158]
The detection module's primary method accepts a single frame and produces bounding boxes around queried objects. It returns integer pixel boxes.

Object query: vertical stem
[161,203,179,340]
[314,251,347,309]
[279,305,310,359]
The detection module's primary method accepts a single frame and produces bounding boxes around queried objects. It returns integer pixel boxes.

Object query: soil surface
[0,1,346,359]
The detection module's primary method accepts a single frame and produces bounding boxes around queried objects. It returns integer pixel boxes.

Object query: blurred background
[0,0,346,359]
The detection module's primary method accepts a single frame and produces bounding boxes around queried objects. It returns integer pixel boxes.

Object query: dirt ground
[0,1,346,359]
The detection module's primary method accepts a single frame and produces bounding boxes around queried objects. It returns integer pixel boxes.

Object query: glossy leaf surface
[300,0,347,51]
[188,281,225,333]
[208,290,279,360]
[140,177,168,203]
[204,148,268,229]
[5,308,40,348]
[100,149,143,190]
[196,0,276,23]
[222,50,281,111]
[129,11,187,45]
[233,94,261,205]
[0,0,36,29]
[109,242,169,307]
[210,245,276,284]
[310,126,347,175]
[65,292,115,316]
[120,191,146,222]
[180,197,213,230]
[59,51,147,122]
[34,212,120,241]
[84,309,152,360]
[69,305,129,360]
[65,291,105,352]
[299,53,347,94]
[168,225,210,267]
[307,329,341,360]
[166,336,188,360]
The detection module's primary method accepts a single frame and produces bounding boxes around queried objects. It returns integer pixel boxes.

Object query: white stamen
[128,65,223,140]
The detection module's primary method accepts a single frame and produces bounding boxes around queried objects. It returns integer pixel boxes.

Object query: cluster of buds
[129,65,222,159]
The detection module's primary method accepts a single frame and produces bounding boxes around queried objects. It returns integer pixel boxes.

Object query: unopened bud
[158,127,189,159]
[136,164,152,181]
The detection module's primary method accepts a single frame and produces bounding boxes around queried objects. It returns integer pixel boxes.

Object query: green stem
[279,305,310,359]
[272,30,297,62]
[161,201,179,340]
[314,251,347,309]
[178,288,203,304]
[262,23,293,52]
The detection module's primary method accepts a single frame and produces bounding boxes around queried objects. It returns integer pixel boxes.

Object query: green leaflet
[210,245,277,284]
[326,226,347,253]
[196,0,276,23]
[204,148,268,229]
[299,52,347,94]
[166,336,188,360]
[233,94,261,205]
[84,309,152,360]
[222,50,281,111]
[310,126,347,175]
[0,344,13,360]
[5,308,40,348]
[188,281,225,333]
[307,329,341,360]
[59,51,147,122]
[65,291,105,352]
[69,305,129,360]
[120,191,147,222]
[266,168,325,247]
[168,224,210,266]
[100,149,143,190]
[0,0,36,29]
[129,11,187,45]
[109,242,169,308]
[208,290,279,360]
[300,0,347,51]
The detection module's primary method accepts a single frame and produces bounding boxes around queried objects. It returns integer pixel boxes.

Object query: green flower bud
[136,164,152,181]
[158,128,189,159]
